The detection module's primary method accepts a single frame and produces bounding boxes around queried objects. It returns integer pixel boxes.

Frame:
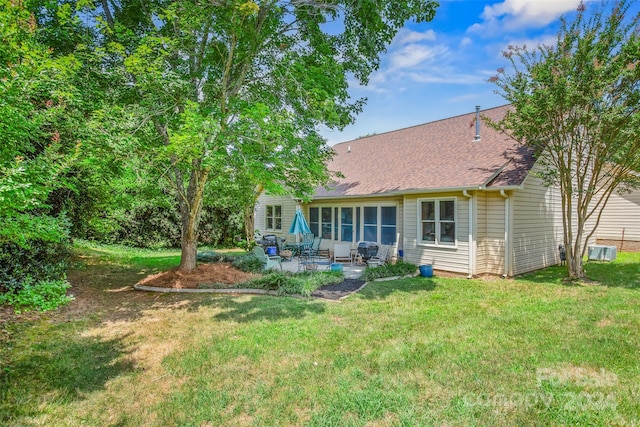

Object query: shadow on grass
[517,260,640,289]
[358,277,436,300]
[0,326,134,422]
[585,260,640,289]
[212,295,326,323]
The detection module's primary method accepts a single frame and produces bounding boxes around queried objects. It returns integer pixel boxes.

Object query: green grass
[1,248,639,426]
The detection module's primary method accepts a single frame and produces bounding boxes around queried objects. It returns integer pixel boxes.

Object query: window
[321,207,332,239]
[381,206,397,245]
[265,205,282,231]
[363,206,377,241]
[309,207,319,236]
[418,198,456,246]
[307,204,397,244]
[341,208,353,242]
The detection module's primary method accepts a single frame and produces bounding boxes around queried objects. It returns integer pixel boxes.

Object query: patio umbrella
[289,208,311,241]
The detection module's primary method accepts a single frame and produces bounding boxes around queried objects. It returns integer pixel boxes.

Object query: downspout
[500,190,510,278]
[463,190,474,279]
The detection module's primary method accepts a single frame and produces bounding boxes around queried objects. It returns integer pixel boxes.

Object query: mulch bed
[312,279,366,300]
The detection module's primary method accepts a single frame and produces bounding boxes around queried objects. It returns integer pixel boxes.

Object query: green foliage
[79,0,438,270]
[0,278,73,314]
[242,270,343,297]
[232,254,265,273]
[196,251,226,263]
[362,261,418,282]
[0,238,70,292]
[489,0,640,278]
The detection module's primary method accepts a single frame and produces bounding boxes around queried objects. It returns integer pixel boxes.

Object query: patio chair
[300,233,315,256]
[333,243,353,264]
[252,246,282,271]
[309,236,322,256]
[277,237,293,261]
[367,245,390,267]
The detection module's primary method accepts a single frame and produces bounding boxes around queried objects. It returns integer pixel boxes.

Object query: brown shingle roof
[315,105,535,198]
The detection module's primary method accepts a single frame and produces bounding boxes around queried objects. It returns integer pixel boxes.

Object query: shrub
[361,260,418,281]
[244,271,293,291]
[232,254,265,273]
[0,278,74,314]
[0,239,70,293]
[242,270,344,297]
[196,251,226,263]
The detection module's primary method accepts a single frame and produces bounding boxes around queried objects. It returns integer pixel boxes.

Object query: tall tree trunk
[179,205,199,271]
[177,164,209,272]
[244,204,254,245]
[243,184,264,248]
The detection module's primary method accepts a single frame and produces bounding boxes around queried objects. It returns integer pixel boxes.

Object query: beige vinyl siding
[255,194,298,241]
[403,192,470,275]
[595,190,640,243]
[511,167,564,275]
[476,192,506,275]
[475,192,487,273]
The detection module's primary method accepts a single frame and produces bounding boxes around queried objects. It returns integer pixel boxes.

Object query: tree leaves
[490,0,640,278]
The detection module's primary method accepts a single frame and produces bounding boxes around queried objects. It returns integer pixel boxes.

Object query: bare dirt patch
[136,263,257,289]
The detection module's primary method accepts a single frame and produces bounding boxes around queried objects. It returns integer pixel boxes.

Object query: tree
[88,0,438,271]
[0,0,81,245]
[490,0,640,279]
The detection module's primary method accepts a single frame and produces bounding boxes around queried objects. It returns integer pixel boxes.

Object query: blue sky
[320,0,638,145]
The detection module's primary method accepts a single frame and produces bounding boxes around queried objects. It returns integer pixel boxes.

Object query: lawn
[1,247,639,426]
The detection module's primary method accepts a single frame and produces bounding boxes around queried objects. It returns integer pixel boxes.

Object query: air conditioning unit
[588,245,617,262]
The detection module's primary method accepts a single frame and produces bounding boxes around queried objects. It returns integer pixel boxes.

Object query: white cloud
[393,28,437,46]
[460,37,473,47]
[468,0,581,34]
[404,70,487,85]
[388,44,445,70]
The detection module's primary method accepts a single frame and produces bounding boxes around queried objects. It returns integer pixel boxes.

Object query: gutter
[462,190,474,279]
[500,189,511,278]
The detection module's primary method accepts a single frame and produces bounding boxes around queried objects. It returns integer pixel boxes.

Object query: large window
[341,208,353,242]
[363,207,377,242]
[418,198,456,246]
[321,207,332,239]
[307,204,397,244]
[381,206,397,245]
[309,207,319,236]
[265,205,282,231]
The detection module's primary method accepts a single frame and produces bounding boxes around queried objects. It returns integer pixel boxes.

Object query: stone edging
[372,271,421,282]
[133,283,279,295]
[134,271,419,296]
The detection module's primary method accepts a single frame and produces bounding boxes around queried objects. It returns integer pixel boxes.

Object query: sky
[319,0,639,146]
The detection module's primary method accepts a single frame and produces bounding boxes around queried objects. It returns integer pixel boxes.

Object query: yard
[1,245,639,426]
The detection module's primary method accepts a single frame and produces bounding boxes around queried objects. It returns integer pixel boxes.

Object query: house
[255,105,639,277]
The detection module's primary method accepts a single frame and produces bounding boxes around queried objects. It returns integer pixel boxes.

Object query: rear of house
[255,105,637,277]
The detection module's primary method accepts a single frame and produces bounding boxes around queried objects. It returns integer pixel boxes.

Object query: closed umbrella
[289,208,311,239]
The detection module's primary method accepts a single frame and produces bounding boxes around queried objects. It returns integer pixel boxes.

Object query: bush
[242,270,344,297]
[232,254,265,273]
[361,260,418,282]
[0,239,70,293]
[196,251,226,263]
[0,278,74,313]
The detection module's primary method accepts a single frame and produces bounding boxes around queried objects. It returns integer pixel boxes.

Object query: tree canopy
[490,0,640,278]
[85,0,438,270]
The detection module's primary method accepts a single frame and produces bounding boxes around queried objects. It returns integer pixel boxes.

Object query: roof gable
[316,105,535,198]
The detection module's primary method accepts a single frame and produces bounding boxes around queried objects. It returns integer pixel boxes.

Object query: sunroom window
[418,198,456,246]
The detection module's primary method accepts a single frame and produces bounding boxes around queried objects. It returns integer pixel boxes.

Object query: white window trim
[265,204,282,231]
[417,197,457,248]
[308,202,398,245]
